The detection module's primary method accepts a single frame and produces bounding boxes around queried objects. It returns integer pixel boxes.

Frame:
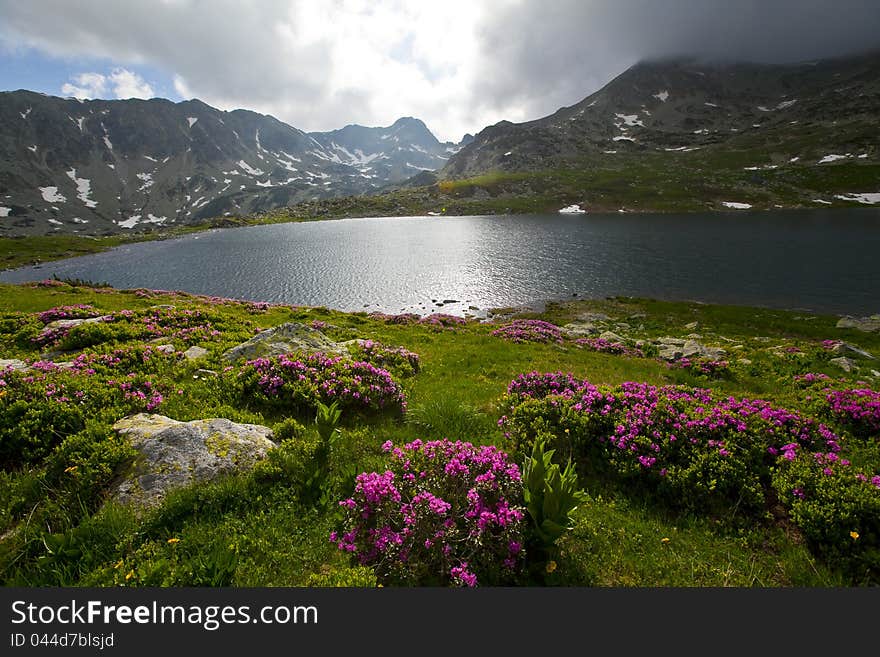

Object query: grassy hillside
[0,281,878,586]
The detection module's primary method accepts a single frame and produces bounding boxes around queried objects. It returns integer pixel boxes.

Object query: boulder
[183,345,209,360]
[222,322,347,363]
[830,356,858,373]
[658,344,683,361]
[684,321,699,330]
[836,315,880,332]
[155,344,176,355]
[578,312,611,322]
[44,315,113,331]
[110,414,275,509]
[599,331,627,344]
[830,342,874,360]
[0,358,29,372]
[563,321,600,337]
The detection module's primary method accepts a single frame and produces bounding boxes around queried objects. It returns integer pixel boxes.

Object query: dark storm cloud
[473,0,880,121]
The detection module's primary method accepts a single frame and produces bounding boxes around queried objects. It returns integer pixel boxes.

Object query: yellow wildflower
[64,465,78,474]
[545,560,557,573]
[167,537,180,544]
[125,570,135,581]
[850,531,860,540]
[661,537,671,544]
[113,559,124,570]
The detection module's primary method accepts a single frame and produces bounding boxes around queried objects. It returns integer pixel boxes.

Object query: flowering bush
[332,439,527,586]
[773,452,880,581]
[824,388,880,437]
[502,375,842,515]
[369,312,420,325]
[668,357,731,378]
[491,319,563,344]
[346,339,420,378]
[37,304,99,324]
[0,365,166,465]
[418,313,468,330]
[575,337,645,358]
[237,352,406,418]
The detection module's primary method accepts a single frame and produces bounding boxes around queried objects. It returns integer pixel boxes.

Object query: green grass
[0,281,877,587]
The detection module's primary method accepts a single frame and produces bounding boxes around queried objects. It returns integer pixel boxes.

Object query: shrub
[773,452,880,582]
[237,353,407,418]
[823,388,880,438]
[575,337,644,358]
[491,319,563,344]
[347,339,420,377]
[501,375,843,516]
[332,439,527,586]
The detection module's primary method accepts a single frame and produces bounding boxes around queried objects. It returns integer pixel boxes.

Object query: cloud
[1,0,879,141]
[60,68,154,100]
[61,72,107,99]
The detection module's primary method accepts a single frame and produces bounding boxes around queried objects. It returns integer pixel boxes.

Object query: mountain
[438,51,879,211]
[0,92,464,236]
[308,117,465,184]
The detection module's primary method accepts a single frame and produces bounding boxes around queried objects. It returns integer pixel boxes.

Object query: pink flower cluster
[575,337,645,358]
[491,319,563,344]
[332,439,526,586]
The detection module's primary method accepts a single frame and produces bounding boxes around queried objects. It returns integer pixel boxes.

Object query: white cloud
[60,68,154,100]
[61,72,107,99]
[108,68,154,99]
[3,0,879,142]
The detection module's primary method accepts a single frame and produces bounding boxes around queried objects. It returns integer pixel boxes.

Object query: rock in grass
[183,345,209,360]
[221,322,346,363]
[830,356,859,373]
[836,316,880,332]
[830,342,875,360]
[110,414,275,509]
[563,321,600,336]
[0,358,29,372]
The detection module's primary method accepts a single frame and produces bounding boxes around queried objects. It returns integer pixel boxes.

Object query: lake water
[3,209,879,316]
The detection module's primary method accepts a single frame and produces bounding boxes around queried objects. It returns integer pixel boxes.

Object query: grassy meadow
[0,279,878,587]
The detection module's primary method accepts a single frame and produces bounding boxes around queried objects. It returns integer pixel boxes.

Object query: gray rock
[830,342,874,360]
[836,316,880,332]
[194,369,218,378]
[563,321,600,337]
[685,321,699,330]
[628,313,647,320]
[614,322,631,331]
[222,322,347,363]
[830,356,858,373]
[183,345,209,360]
[579,312,611,322]
[686,333,703,339]
[0,358,29,372]
[658,345,684,361]
[44,315,113,331]
[110,414,275,509]
[598,331,627,344]
[155,344,176,355]
[871,370,880,378]
[738,358,753,365]
[657,337,686,346]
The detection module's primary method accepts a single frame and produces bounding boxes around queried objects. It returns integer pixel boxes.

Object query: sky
[1,0,879,143]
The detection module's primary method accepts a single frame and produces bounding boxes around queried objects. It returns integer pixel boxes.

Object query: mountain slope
[309,117,466,183]
[0,92,460,236]
[439,51,879,211]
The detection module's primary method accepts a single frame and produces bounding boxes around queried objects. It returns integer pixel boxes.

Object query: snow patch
[187,117,198,128]
[71,217,89,223]
[615,113,644,127]
[504,151,512,156]
[255,179,274,187]
[20,108,31,119]
[66,169,98,207]
[144,155,157,162]
[812,199,832,205]
[28,145,37,153]
[406,162,433,171]
[652,90,669,102]
[559,204,587,214]
[48,218,63,226]
[0,207,10,217]
[612,136,635,142]
[818,154,850,164]
[39,187,66,203]
[722,202,752,209]
[145,213,167,224]
[776,99,797,110]
[137,172,154,191]
[704,102,719,108]
[835,192,880,204]
[789,157,800,163]
[237,160,265,176]
[103,135,113,150]
[118,215,141,229]
[107,163,115,170]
